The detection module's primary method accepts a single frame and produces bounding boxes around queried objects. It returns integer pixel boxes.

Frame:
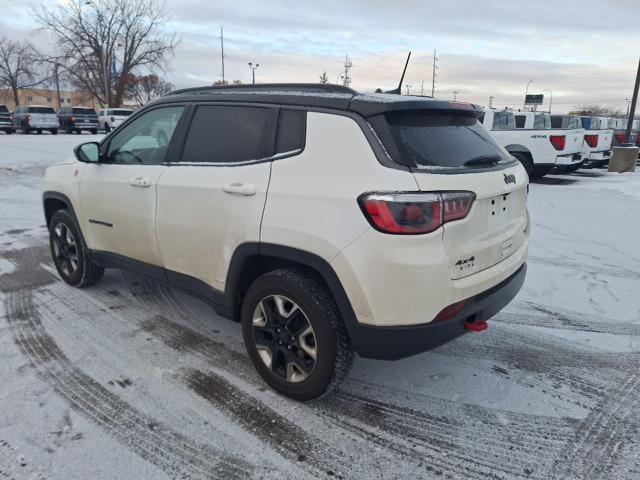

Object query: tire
[565,162,583,173]
[104,123,111,133]
[90,129,98,135]
[22,123,30,134]
[37,129,42,134]
[49,209,104,288]
[5,129,12,135]
[65,124,72,134]
[512,152,534,177]
[531,165,553,178]
[51,129,58,135]
[241,268,354,401]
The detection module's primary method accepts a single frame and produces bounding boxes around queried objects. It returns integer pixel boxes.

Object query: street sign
[525,94,544,105]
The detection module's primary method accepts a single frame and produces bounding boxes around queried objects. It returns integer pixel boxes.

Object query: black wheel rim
[52,223,79,277]
[252,295,317,383]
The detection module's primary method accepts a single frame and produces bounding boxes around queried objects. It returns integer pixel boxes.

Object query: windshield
[492,111,516,130]
[72,108,97,115]
[370,110,512,169]
[28,107,55,114]
[533,113,551,129]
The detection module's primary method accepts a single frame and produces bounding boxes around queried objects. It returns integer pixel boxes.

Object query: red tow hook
[464,319,488,332]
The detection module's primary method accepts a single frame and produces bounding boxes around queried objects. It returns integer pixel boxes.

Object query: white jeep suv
[43,84,530,400]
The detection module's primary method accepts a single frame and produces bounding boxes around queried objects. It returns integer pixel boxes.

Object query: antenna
[431,48,438,97]
[385,51,411,95]
[342,54,353,88]
[220,26,225,84]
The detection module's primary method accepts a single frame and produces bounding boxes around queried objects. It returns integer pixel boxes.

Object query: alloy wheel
[252,295,317,383]
[52,223,79,277]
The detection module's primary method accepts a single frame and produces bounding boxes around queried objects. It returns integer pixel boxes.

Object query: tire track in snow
[0,246,56,293]
[549,373,640,479]
[527,254,640,281]
[4,288,253,480]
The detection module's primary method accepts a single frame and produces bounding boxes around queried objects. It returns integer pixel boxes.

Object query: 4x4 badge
[503,173,516,185]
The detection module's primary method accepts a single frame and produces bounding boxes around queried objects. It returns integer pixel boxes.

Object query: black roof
[164,83,483,118]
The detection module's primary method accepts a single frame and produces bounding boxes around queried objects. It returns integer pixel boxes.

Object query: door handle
[129,176,151,188]
[222,182,256,196]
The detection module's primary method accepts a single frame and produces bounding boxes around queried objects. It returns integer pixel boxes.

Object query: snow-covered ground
[1,133,639,479]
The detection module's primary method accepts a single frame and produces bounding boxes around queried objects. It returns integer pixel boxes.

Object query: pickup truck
[563,116,613,168]
[0,105,13,134]
[612,118,639,147]
[481,109,584,178]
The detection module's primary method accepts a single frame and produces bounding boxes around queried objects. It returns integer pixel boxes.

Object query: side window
[181,105,274,163]
[276,109,306,154]
[106,106,184,165]
[515,115,525,129]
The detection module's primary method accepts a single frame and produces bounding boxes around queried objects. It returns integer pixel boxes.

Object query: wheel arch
[42,191,87,245]
[504,143,531,156]
[226,243,359,339]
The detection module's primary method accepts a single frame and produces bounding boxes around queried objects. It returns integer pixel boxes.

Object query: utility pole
[625,57,640,143]
[342,54,352,88]
[420,80,424,96]
[53,63,61,109]
[431,48,438,97]
[452,90,459,101]
[625,98,631,116]
[248,62,259,84]
[489,96,494,108]
[220,26,225,84]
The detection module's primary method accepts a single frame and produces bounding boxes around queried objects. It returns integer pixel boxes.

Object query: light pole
[405,84,412,95]
[524,80,533,109]
[248,62,259,84]
[544,89,553,113]
[489,96,494,108]
[452,90,459,101]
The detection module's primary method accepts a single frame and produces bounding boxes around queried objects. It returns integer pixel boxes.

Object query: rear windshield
[72,108,97,115]
[533,113,551,129]
[28,107,55,114]
[0,106,8,113]
[492,111,515,130]
[568,117,582,129]
[111,109,132,116]
[370,110,512,170]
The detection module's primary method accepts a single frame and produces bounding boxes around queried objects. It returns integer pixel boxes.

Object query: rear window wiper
[464,154,503,167]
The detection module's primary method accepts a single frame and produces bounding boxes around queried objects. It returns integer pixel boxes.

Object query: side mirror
[74,142,101,163]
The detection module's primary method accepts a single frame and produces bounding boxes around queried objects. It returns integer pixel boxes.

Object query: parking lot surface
[1,134,639,479]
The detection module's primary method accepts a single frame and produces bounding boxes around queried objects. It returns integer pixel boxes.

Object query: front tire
[241,269,354,401]
[512,152,534,177]
[49,209,104,288]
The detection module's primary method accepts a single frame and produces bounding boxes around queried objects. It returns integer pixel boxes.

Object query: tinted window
[590,118,601,129]
[113,109,133,116]
[491,111,515,130]
[182,105,274,163]
[0,106,7,113]
[106,106,184,165]
[369,110,511,169]
[515,115,526,128]
[28,107,55,114]
[72,108,97,115]
[550,116,562,128]
[533,114,551,129]
[276,109,306,154]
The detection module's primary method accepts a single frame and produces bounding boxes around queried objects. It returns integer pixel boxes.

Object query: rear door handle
[222,182,256,196]
[129,176,151,188]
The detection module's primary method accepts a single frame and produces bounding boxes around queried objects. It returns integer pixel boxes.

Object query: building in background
[0,88,97,110]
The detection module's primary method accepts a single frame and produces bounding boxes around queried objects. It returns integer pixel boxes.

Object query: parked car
[0,105,13,134]
[611,118,638,147]
[97,108,134,132]
[43,84,529,400]
[583,117,613,168]
[13,105,58,134]
[57,107,99,134]
[482,109,584,177]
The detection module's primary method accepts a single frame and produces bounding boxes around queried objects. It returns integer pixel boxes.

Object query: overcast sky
[2,0,639,113]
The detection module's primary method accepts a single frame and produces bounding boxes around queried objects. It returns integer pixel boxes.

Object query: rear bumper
[555,152,583,165]
[349,263,527,360]
[583,150,611,167]
[71,122,99,129]
[27,122,58,129]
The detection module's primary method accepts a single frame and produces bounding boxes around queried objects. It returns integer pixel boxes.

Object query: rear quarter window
[515,115,526,128]
[369,110,512,169]
[491,111,515,130]
[276,109,306,154]
[533,114,551,129]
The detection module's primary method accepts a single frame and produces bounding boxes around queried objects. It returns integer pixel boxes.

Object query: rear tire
[512,152,534,177]
[90,129,98,135]
[241,268,354,401]
[51,129,58,135]
[49,209,104,288]
[104,123,111,133]
[531,165,553,178]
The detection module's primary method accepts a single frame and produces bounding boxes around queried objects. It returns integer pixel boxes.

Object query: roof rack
[170,83,358,96]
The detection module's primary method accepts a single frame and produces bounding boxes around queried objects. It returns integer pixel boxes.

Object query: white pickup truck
[582,117,613,168]
[481,109,584,178]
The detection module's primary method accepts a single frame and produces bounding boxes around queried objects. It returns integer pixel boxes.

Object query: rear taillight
[615,133,627,143]
[9,115,13,122]
[549,135,566,151]
[584,134,598,148]
[359,191,475,235]
[70,116,75,123]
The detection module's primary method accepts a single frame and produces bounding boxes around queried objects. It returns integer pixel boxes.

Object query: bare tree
[33,0,178,107]
[318,71,329,84]
[124,73,173,106]
[0,35,44,106]
[568,104,624,117]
